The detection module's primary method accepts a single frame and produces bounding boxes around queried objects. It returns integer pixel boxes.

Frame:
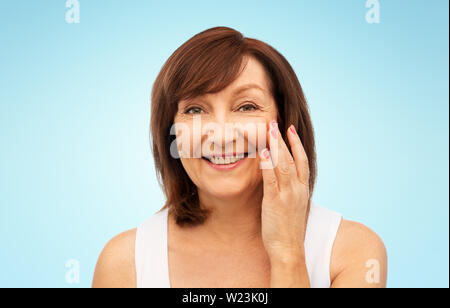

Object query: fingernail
[271,129,277,139]
[270,120,278,130]
[262,148,270,159]
[290,125,297,135]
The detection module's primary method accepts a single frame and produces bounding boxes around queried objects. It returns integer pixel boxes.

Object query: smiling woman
[92,26,387,288]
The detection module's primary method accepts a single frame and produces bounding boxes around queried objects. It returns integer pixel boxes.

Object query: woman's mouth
[202,153,248,170]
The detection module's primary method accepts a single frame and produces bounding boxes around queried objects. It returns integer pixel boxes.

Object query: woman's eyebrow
[231,83,267,97]
[178,83,267,107]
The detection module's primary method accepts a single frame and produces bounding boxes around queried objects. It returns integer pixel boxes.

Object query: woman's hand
[260,120,311,287]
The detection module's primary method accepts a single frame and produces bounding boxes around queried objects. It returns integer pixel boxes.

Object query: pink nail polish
[262,149,270,159]
[290,125,296,135]
[271,129,277,139]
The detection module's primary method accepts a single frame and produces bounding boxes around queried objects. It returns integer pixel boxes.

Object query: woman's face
[173,56,278,199]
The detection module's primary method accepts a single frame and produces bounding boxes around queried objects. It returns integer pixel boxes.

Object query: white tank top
[135,201,342,288]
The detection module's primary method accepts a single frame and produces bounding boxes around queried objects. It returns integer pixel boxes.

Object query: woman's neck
[195,182,264,248]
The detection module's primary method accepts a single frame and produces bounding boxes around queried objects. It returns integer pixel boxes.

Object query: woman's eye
[184,107,203,114]
[238,104,258,112]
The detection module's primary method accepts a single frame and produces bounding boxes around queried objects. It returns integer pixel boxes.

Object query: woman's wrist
[269,248,310,288]
[269,245,305,265]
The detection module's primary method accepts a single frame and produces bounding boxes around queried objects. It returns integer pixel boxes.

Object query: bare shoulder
[330,219,388,288]
[92,228,137,288]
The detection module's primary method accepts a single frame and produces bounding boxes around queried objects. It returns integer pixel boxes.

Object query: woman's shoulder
[92,228,137,288]
[330,217,388,287]
[92,209,168,288]
[308,202,386,266]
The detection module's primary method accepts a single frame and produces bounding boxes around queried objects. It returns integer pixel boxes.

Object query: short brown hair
[151,26,317,226]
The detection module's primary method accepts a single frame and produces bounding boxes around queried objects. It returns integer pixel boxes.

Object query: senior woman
[92,27,387,288]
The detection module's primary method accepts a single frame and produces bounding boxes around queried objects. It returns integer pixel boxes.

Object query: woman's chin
[203,184,249,199]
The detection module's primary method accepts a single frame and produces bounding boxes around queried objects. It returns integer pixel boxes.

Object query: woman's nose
[201,111,242,151]
[202,119,236,144]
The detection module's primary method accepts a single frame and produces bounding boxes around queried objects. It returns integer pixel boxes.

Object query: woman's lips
[202,153,248,170]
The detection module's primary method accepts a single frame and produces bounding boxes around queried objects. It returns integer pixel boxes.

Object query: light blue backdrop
[0,0,448,288]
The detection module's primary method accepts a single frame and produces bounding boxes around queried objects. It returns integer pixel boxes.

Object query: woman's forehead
[181,59,271,102]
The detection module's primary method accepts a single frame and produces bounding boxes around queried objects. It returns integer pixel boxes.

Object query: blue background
[0,0,448,288]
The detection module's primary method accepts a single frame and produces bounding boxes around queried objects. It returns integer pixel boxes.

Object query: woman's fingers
[287,124,310,187]
[268,120,297,188]
[262,120,310,191]
[260,148,279,196]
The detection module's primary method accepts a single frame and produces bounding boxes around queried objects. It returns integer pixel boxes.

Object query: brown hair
[151,26,317,226]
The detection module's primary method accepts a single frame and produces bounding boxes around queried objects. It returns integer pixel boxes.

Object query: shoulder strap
[304,201,343,288]
[135,208,170,288]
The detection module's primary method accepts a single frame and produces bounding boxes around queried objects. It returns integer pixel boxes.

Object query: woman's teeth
[205,154,245,165]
